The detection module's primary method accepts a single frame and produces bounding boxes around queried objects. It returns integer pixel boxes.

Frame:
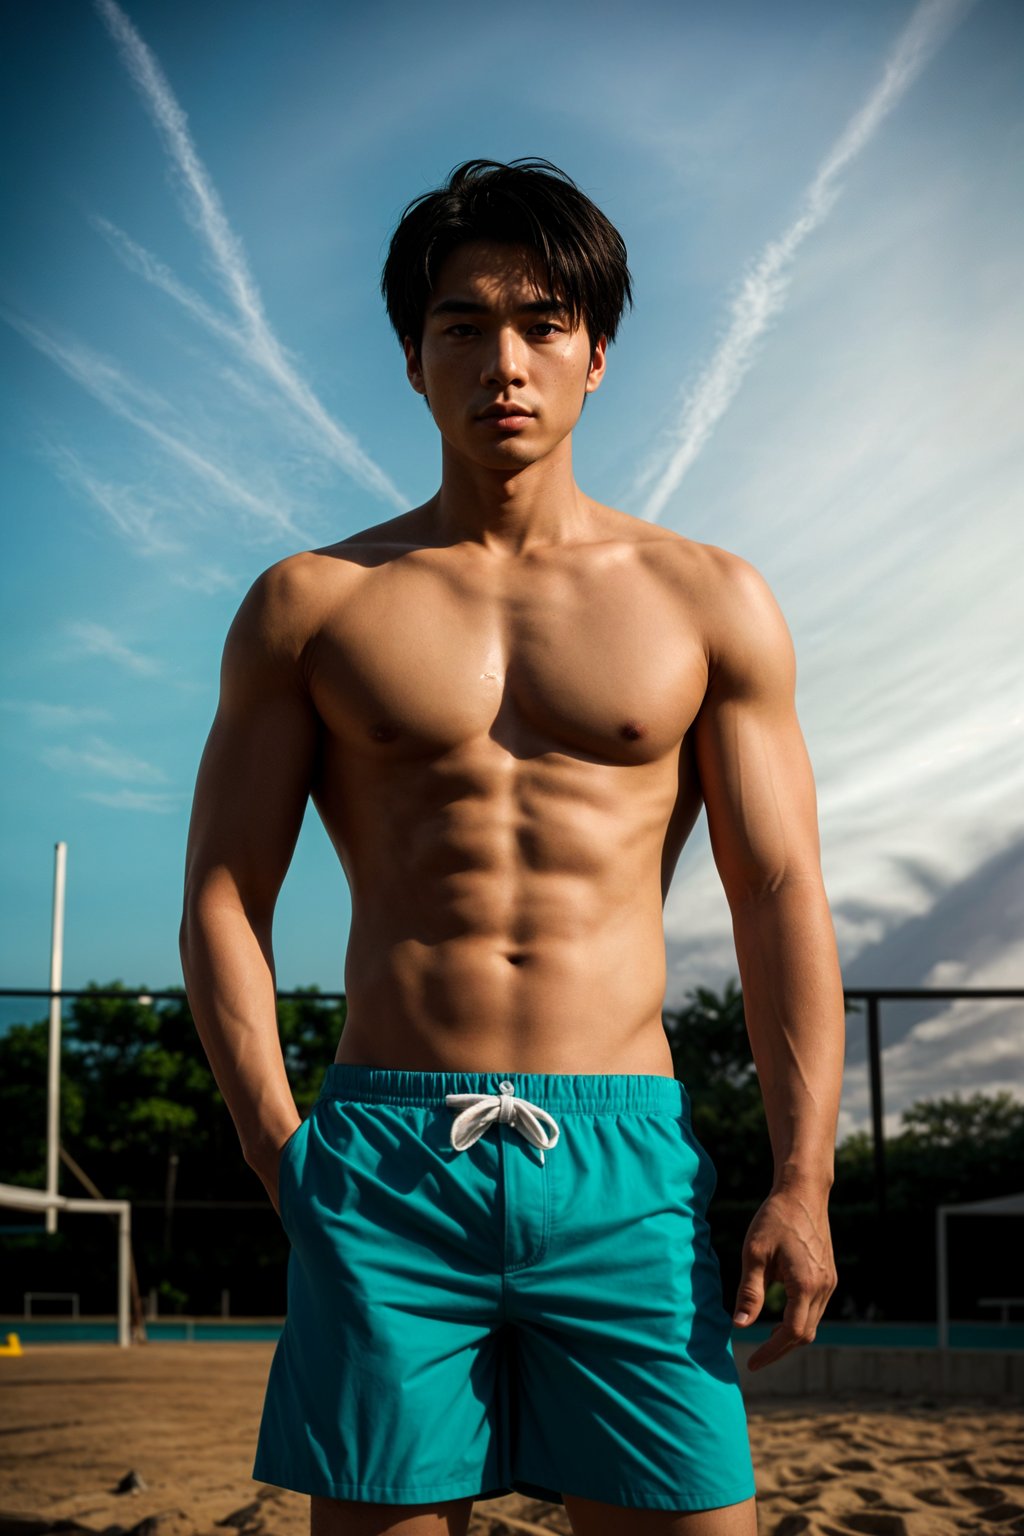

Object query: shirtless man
[180,158,843,1536]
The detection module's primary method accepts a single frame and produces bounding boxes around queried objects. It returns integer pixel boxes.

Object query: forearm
[179,896,300,1169]
[729,876,845,1193]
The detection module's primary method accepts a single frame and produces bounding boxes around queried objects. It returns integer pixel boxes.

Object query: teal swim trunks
[252,1065,756,1512]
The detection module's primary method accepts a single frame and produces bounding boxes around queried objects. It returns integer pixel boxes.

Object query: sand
[0,1344,1020,1535]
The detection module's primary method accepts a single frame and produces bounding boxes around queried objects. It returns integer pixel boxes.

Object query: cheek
[549,352,593,404]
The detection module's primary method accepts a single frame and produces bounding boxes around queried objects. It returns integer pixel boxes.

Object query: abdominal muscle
[335,906,675,1078]
[325,751,679,1079]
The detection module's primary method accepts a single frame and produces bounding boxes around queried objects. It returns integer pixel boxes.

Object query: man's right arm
[179,557,320,1207]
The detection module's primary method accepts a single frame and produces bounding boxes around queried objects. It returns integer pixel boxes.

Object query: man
[180,158,843,1536]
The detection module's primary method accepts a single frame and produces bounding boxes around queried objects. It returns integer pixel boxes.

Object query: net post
[118,1205,131,1348]
[46,842,67,1236]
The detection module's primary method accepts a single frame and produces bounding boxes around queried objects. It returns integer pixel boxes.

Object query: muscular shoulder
[229,551,329,667]
[697,544,796,700]
[224,550,366,706]
[229,525,413,677]
[633,529,794,696]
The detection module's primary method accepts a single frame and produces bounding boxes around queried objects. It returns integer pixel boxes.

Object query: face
[403,240,607,472]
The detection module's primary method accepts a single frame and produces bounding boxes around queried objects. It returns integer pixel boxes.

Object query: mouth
[476,404,534,430]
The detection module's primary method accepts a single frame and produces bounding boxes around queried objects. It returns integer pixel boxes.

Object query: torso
[291,503,726,1076]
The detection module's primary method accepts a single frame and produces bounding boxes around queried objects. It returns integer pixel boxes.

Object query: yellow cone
[0,1333,23,1356]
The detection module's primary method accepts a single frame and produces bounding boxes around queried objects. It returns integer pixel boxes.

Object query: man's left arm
[691,551,844,1371]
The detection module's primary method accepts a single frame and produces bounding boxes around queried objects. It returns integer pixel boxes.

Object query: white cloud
[168,563,239,595]
[90,214,246,351]
[92,0,406,510]
[2,308,306,542]
[65,621,164,676]
[81,787,181,814]
[45,442,186,558]
[635,0,978,521]
[658,129,1024,1098]
[41,734,168,784]
[1,700,110,729]
[840,996,1024,1141]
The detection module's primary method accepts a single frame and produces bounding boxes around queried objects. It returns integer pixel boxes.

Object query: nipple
[370,721,399,742]
[619,721,646,741]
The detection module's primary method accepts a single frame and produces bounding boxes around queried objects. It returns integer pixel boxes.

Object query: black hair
[380,157,633,356]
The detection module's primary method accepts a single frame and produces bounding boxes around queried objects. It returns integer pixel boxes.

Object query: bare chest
[306,546,708,766]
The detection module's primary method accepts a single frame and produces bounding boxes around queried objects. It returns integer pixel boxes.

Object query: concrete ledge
[732,1342,1024,1398]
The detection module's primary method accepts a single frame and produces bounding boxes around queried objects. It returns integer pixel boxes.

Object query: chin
[480,444,547,470]
[449,431,547,468]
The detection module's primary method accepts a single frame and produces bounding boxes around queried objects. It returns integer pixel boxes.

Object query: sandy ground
[0,1344,1020,1535]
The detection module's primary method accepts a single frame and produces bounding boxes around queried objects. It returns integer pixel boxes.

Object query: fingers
[746,1295,812,1371]
[733,1243,768,1327]
[746,1321,812,1370]
[746,1323,794,1371]
[745,1272,838,1371]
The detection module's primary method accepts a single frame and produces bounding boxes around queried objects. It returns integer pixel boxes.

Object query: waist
[316,1062,687,1115]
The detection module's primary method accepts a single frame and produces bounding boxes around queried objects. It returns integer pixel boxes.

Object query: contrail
[639,0,978,524]
[90,214,245,353]
[2,305,306,539]
[93,0,406,511]
[91,215,354,461]
[46,441,187,559]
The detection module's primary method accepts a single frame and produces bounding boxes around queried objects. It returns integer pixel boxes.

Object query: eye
[445,324,478,337]
[530,322,561,336]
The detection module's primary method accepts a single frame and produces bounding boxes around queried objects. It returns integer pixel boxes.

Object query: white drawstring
[445,1081,560,1164]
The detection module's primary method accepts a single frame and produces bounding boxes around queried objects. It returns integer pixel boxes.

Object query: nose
[481,326,527,390]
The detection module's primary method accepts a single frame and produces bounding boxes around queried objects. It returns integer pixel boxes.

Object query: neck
[428,435,595,555]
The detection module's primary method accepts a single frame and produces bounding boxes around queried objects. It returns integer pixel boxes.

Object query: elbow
[178,904,198,979]
[179,881,274,964]
[179,873,202,955]
[178,881,215,970]
[179,857,203,965]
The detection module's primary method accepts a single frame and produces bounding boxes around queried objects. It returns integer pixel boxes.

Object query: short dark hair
[380,157,633,356]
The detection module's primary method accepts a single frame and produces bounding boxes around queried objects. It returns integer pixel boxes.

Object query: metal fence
[2,981,1022,1222]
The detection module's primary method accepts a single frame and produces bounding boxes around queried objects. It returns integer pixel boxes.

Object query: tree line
[0,981,1020,1321]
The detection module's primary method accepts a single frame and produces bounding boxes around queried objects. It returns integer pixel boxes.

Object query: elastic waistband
[315,1063,687,1115]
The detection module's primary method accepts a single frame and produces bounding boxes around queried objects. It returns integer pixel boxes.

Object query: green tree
[0,1017,86,1186]
[0,981,349,1315]
[663,979,770,1201]
[830,1090,1024,1321]
[899,1090,1024,1148]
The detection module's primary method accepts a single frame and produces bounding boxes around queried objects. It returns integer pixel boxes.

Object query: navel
[619,720,646,741]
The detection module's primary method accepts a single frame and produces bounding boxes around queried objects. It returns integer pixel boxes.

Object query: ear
[403,336,426,396]
[585,334,608,395]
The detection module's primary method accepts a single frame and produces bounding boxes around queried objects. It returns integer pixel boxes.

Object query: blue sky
[2,0,1021,1136]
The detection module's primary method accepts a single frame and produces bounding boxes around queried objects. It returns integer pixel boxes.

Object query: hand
[268,1147,285,1219]
[732,1186,837,1370]
[246,1121,302,1219]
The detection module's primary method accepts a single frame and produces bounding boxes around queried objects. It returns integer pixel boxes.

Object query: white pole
[118,1206,131,1348]
[936,1206,949,1351]
[936,1205,951,1395]
[46,842,67,1236]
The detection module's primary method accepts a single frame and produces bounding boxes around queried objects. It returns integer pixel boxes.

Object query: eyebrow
[429,296,570,318]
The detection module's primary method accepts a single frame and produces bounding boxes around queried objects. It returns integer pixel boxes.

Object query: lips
[476,404,533,420]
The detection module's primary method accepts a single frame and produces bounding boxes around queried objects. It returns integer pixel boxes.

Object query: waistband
[315,1063,688,1115]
